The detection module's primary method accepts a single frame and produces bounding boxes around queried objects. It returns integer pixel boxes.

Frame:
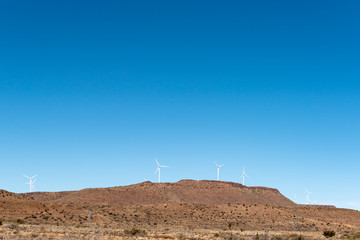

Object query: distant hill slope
[2,181,359,232]
[24,180,295,207]
[0,189,33,201]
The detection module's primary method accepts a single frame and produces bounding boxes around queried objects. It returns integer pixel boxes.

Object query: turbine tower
[241,168,248,185]
[24,175,37,193]
[154,158,168,183]
[305,189,312,204]
[215,162,224,181]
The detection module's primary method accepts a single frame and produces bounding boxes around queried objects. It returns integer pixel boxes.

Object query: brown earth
[0,180,359,234]
[0,190,33,201]
[24,180,296,207]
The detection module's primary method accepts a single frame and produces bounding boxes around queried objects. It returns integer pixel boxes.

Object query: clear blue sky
[0,1,359,210]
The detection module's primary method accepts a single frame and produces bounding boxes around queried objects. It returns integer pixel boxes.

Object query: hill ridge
[23,179,295,207]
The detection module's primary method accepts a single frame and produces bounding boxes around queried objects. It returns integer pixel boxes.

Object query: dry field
[0,222,359,240]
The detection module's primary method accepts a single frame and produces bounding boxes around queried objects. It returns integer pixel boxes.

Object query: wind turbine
[215,162,224,181]
[24,175,37,193]
[241,168,248,185]
[154,158,168,183]
[305,189,312,204]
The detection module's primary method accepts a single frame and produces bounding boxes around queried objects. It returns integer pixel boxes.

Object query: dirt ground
[0,222,359,240]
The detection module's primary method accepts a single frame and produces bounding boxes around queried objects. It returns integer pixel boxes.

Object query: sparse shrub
[124,227,146,236]
[8,224,19,230]
[323,230,336,238]
[176,233,186,239]
[345,233,360,240]
[16,219,25,224]
[287,234,305,240]
[0,219,2,225]
[353,232,360,239]
[214,232,219,237]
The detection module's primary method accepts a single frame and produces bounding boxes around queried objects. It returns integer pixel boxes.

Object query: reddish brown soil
[24,180,296,207]
[0,180,359,233]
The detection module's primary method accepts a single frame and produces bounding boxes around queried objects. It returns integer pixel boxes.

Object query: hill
[0,180,359,233]
[0,189,33,201]
[25,180,295,207]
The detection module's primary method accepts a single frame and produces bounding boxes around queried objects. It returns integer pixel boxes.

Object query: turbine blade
[155,158,160,166]
[214,161,218,167]
[161,166,169,168]
[219,164,224,167]
[32,175,37,179]
[24,175,30,179]
[154,168,159,175]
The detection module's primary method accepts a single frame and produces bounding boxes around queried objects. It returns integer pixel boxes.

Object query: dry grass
[0,222,358,240]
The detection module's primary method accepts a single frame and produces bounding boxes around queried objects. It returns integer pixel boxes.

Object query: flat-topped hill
[24,180,295,207]
[0,181,359,232]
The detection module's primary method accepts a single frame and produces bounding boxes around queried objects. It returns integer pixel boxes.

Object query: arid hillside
[0,190,33,201]
[0,180,359,234]
[24,180,295,207]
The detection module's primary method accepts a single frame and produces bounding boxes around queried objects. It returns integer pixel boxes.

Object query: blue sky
[0,1,359,210]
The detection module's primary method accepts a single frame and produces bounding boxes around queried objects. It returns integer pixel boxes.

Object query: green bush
[323,230,336,238]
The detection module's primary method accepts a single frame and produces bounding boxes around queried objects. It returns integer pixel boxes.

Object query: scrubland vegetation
[0,221,358,240]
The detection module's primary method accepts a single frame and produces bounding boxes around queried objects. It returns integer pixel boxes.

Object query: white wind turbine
[305,189,312,204]
[215,162,224,181]
[154,158,168,183]
[24,175,37,193]
[241,168,248,185]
